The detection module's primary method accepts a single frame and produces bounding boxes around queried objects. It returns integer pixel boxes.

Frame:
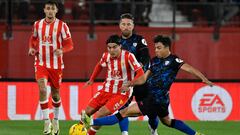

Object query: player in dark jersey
[118,13,159,135]
[81,35,213,135]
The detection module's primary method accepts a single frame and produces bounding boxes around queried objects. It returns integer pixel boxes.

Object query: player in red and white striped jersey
[81,35,145,135]
[28,1,73,135]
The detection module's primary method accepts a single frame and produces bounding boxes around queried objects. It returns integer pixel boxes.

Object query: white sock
[53,107,59,119]
[42,108,50,120]
[40,100,49,120]
[122,131,128,135]
[52,99,61,119]
[44,119,51,124]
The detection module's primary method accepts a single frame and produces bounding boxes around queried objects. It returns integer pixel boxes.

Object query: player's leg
[51,86,61,135]
[148,116,159,135]
[84,91,108,117]
[81,91,109,130]
[87,106,113,135]
[118,96,133,135]
[35,66,51,134]
[84,94,129,135]
[92,102,142,126]
[135,84,159,135]
[49,68,63,135]
[158,105,203,135]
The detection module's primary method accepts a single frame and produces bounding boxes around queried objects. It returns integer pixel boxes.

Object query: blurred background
[0,0,240,124]
[0,0,240,81]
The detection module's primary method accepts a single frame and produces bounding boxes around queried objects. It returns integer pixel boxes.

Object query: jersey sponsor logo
[164,60,170,66]
[191,85,232,121]
[111,70,121,79]
[42,35,53,44]
[141,39,147,46]
[175,58,183,63]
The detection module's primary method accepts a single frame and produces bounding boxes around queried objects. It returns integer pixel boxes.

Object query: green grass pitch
[0,120,239,135]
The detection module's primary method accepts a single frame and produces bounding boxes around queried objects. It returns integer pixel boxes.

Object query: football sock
[52,98,61,119]
[40,99,49,120]
[93,114,119,126]
[121,131,129,135]
[148,117,159,130]
[170,119,196,135]
[119,117,129,132]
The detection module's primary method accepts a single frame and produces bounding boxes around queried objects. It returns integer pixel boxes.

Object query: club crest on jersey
[164,60,170,66]
[141,39,147,46]
[175,58,183,63]
[133,43,137,47]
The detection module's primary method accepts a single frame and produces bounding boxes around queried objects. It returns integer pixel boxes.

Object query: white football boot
[43,120,52,135]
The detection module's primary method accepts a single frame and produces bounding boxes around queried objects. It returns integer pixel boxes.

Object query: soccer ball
[69,123,87,135]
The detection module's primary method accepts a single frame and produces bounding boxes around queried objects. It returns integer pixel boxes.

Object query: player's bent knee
[52,95,60,102]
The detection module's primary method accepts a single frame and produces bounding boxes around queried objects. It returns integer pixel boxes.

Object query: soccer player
[118,13,159,135]
[28,1,73,135]
[81,34,145,135]
[82,35,213,135]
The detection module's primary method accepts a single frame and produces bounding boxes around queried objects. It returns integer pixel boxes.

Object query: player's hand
[54,49,63,57]
[120,81,132,93]
[28,48,37,56]
[82,80,93,89]
[203,80,214,87]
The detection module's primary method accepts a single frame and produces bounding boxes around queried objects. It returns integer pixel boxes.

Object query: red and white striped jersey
[32,18,71,69]
[99,50,142,96]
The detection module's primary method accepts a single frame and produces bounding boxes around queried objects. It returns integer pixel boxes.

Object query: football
[69,123,87,135]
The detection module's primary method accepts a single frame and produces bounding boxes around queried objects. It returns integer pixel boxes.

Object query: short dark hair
[106,34,121,45]
[153,35,171,48]
[120,13,134,21]
[45,0,58,8]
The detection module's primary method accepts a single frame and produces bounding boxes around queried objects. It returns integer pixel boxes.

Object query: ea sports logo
[191,85,232,121]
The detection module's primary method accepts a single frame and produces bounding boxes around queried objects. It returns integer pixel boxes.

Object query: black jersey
[120,34,150,72]
[147,54,184,104]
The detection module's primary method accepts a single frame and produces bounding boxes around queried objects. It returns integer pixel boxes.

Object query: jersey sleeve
[29,21,38,48]
[99,52,109,67]
[32,21,38,38]
[173,55,184,69]
[128,53,142,71]
[61,22,71,40]
[136,36,151,71]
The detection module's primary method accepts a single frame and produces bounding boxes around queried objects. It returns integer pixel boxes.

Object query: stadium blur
[0,0,239,135]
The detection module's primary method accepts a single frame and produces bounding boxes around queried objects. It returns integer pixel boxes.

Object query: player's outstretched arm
[82,62,102,89]
[181,63,213,87]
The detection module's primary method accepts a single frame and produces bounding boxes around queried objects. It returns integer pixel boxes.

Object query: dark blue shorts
[119,83,149,110]
[137,95,169,119]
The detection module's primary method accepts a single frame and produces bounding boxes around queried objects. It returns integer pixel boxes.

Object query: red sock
[88,127,97,135]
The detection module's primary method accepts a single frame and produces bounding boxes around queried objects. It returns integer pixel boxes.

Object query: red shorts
[35,66,63,89]
[89,91,129,113]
